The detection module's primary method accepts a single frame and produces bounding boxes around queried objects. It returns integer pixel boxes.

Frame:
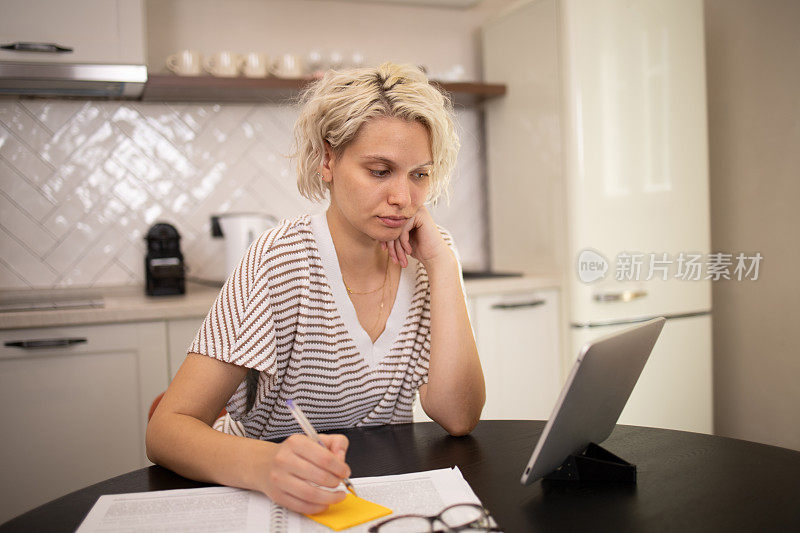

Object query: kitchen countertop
[0,274,561,330]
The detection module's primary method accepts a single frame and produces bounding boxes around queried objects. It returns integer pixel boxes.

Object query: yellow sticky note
[305,493,393,531]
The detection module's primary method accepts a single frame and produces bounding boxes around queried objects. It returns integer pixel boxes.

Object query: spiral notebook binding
[270,504,289,532]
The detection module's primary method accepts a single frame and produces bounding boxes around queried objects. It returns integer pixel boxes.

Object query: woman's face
[323,116,433,243]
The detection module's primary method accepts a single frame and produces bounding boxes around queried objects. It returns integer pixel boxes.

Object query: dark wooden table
[3,421,800,532]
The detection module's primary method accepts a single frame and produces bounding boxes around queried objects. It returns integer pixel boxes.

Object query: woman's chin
[374,225,404,242]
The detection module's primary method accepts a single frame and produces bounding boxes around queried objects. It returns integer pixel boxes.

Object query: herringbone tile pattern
[0,100,487,289]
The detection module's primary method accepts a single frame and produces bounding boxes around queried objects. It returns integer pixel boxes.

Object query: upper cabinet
[0,0,145,65]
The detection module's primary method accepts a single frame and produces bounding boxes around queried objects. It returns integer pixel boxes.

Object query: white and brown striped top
[190,213,461,440]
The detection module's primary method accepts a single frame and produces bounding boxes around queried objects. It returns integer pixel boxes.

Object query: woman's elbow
[439,403,484,437]
[145,415,164,464]
[439,410,480,437]
[443,419,478,437]
[145,423,157,463]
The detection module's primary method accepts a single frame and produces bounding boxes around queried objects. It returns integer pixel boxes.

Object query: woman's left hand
[381,206,451,268]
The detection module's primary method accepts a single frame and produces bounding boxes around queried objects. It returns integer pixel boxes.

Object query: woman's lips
[378,216,408,228]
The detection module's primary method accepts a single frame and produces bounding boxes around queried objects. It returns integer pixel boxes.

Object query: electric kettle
[210,212,277,277]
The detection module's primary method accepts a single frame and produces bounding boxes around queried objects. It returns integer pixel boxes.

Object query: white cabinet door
[472,289,561,420]
[0,322,168,523]
[166,317,204,381]
[0,0,145,64]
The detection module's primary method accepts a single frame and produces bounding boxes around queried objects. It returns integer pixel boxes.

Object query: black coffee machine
[145,222,186,296]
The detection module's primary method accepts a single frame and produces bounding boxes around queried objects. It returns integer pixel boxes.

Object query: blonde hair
[291,62,460,205]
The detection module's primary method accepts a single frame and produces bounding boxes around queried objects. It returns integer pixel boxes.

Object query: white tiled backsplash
[0,100,487,290]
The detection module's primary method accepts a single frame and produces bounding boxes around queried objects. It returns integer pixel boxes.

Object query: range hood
[0,61,147,99]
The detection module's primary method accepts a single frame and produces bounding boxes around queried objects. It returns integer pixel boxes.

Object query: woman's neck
[325,207,386,276]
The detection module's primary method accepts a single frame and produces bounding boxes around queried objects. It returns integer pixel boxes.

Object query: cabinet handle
[1,41,74,53]
[4,338,87,349]
[491,299,546,310]
[593,290,648,303]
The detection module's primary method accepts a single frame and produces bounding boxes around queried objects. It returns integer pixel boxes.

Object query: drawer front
[2,323,143,358]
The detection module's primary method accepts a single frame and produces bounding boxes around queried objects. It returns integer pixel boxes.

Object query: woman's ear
[320,141,335,183]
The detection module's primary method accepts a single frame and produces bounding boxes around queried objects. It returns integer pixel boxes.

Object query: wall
[705,0,800,451]
[0,0,515,290]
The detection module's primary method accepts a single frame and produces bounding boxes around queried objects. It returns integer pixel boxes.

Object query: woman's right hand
[255,433,352,514]
[147,355,352,515]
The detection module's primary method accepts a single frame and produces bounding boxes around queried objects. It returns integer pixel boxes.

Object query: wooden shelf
[142,74,506,107]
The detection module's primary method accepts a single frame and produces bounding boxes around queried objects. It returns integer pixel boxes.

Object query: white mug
[204,51,241,77]
[272,53,304,78]
[240,52,270,78]
[166,50,202,76]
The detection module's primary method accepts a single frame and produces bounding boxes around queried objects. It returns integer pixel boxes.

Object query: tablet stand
[543,442,637,483]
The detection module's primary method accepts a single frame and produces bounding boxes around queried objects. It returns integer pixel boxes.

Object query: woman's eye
[413,171,429,180]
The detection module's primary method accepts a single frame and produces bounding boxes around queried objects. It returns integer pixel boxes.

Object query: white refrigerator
[483,0,713,433]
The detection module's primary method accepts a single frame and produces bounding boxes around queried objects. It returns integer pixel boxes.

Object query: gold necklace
[344,253,390,295]
[342,253,391,339]
[367,277,388,338]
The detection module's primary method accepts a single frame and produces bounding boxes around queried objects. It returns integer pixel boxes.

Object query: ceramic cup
[240,52,270,78]
[203,51,241,77]
[165,50,202,76]
[306,50,326,78]
[272,53,304,78]
[328,50,344,71]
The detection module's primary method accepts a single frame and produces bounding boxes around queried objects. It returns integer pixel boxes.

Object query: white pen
[285,398,357,496]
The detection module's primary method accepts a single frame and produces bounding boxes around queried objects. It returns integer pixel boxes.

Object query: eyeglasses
[367,502,502,532]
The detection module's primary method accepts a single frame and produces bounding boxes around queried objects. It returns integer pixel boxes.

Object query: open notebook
[76,467,488,532]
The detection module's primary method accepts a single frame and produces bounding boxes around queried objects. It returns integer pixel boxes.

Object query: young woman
[146,62,485,515]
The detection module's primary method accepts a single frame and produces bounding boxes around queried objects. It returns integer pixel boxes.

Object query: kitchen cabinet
[0,321,168,523]
[413,288,561,422]
[472,288,561,420]
[166,317,204,380]
[0,0,145,65]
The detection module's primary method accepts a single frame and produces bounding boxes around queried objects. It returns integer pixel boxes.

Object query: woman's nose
[387,177,412,207]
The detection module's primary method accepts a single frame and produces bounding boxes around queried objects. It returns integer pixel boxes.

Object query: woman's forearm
[146,411,274,492]
[422,250,486,435]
